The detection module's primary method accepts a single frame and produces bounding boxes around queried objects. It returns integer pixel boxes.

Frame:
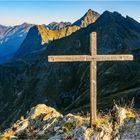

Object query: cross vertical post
[90,32,97,126]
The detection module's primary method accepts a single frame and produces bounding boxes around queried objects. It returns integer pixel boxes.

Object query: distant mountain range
[0,9,100,63]
[0,23,33,63]
[0,9,140,133]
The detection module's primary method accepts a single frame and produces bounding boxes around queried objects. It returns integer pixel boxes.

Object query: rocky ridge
[37,25,80,44]
[0,104,138,140]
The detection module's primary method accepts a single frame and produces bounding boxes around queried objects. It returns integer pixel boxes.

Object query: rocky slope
[0,23,33,63]
[0,10,140,132]
[0,104,138,140]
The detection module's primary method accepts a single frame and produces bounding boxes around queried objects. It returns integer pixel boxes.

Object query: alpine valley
[0,9,140,139]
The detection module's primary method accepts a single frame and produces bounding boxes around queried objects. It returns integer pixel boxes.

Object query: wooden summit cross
[48,32,133,127]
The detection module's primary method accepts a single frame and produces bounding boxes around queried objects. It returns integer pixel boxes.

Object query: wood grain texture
[96,55,133,61]
[48,55,91,62]
[48,55,133,62]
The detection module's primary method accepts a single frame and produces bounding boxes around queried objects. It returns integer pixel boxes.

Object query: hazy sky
[0,1,140,26]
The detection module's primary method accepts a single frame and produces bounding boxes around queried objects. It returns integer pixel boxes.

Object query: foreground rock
[0,104,138,140]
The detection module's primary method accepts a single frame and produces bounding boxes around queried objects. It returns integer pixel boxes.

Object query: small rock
[36,130,45,136]
[10,135,18,140]
[54,126,60,131]
[73,126,86,139]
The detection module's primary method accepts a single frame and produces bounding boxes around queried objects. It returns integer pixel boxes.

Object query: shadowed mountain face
[13,25,80,60]
[0,10,140,131]
[0,23,33,63]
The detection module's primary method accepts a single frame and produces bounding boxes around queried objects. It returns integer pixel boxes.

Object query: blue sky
[0,1,140,26]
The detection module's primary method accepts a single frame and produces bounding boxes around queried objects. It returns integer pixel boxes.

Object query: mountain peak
[87,9,93,13]
[99,10,140,27]
[0,24,8,28]
[73,9,100,28]
[46,21,71,30]
[20,22,33,28]
[101,10,123,18]
[21,22,30,26]
[86,9,98,15]
[95,10,126,26]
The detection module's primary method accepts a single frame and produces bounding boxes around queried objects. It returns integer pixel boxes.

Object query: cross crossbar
[48,55,133,62]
